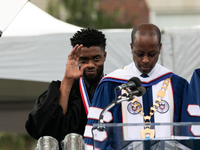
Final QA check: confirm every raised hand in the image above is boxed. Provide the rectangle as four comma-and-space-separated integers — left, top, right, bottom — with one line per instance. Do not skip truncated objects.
59, 44, 87, 114
64, 44, 87, 81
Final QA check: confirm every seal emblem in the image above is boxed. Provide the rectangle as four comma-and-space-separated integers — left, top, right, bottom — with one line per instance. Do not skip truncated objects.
127, 102, 141, 115
157, 100, 169, 113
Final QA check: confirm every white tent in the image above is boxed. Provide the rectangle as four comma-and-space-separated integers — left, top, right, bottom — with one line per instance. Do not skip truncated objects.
0, 0, 28, 34
0, 2, 132, 83
161, 25, 200, 81
2, 2, 81, 36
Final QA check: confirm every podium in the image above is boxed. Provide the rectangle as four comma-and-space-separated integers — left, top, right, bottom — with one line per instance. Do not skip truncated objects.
92, 122, 200, 150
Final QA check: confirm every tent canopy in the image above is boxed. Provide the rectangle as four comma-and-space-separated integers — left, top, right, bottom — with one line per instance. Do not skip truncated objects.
2, 2, 81, 36
0, 2, 133, 83
0, 0, 27, 33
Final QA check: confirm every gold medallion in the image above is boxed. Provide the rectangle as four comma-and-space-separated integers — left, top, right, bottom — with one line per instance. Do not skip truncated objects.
140, 126, 155, 139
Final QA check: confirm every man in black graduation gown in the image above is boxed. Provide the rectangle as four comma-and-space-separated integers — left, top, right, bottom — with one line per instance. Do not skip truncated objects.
25, 27, 107, 144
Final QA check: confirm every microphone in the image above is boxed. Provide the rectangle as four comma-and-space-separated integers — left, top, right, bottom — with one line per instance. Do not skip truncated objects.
116, 77, 141, 91
122, 86, 146, 97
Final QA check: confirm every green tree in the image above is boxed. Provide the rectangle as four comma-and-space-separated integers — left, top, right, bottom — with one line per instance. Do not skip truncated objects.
62, 0, 97, 27
47, 0, 62, 19
0, 132, 37, 150
47, 0, 134, 29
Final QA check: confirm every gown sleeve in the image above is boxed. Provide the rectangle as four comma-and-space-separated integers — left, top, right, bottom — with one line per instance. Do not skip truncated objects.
171, 75, 200, 122
171, 75, 200, 137
190, 68, 200, 105
25, 80, 87, 143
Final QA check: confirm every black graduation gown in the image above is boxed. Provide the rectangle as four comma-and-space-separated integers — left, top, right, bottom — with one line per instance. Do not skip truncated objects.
25, 79, 87, 143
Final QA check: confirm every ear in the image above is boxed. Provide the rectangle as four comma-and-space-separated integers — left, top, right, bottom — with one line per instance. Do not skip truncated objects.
103, 51, 107, 62
130, 43, 133, 54
159, 43, 162, 54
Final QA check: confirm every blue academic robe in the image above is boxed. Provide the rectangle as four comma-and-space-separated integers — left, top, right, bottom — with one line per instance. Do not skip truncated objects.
84, 63, 200, 150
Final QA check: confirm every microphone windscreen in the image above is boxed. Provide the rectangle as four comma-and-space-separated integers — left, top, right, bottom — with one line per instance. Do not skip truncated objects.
137, 86, 146, 96
128, 77, 141, 86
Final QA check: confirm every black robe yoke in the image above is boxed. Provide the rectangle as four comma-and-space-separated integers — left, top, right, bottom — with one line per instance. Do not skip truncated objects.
25, 79, 87, 143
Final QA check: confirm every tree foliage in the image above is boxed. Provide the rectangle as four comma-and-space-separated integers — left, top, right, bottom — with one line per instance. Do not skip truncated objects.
47, 0, 134, 29
47, 0, 62, 19
0, 132, 37, 150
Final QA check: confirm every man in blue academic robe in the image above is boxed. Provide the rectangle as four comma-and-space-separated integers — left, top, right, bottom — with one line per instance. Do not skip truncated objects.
84, 23, 200, 150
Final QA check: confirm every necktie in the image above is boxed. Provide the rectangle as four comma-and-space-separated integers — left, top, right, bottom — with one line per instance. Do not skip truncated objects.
141, 74, 149, 78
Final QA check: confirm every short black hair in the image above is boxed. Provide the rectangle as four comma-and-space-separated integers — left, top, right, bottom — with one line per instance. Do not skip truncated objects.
131, 23, 161, 45
70, 27, 106, 51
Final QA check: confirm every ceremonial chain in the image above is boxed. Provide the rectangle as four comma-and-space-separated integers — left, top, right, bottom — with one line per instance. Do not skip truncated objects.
130, 77, 171, 138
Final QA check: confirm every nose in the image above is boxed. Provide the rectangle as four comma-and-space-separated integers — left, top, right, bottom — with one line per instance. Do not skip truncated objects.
87, 60, 95, 68
142, 55, 149, 64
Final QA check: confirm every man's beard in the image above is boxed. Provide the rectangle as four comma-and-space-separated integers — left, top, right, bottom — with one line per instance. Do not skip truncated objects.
83, 66, 104, 83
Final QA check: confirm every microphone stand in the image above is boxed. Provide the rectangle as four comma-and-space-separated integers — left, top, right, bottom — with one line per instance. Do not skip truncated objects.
97, 89, 134, 131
